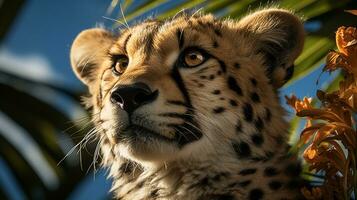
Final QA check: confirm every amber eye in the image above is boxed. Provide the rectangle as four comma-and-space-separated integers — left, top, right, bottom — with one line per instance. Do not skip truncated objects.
111, 55, 129, 75
184, 50, 206, 67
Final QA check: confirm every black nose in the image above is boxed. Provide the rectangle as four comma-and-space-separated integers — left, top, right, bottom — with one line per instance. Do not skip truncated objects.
110, 82, 158, 114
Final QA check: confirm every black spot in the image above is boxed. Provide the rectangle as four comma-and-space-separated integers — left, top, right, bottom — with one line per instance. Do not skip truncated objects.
268, 180, 282, 190
199, 177, 209, 186
284, 163, 302, 176
136, 181, 144, 188
228, 76, 243, 96
286, 179, 302, 189
200, 75, 207, 79
250, 92, 260, 103
251, 134, 264, 147
229, 99, 238, 107
220, 97, 225, 100
239, 180, 251, 187
212, 90, 221, 95
254, 117, 264, 131
236, 120, 242, 133
198, 83, 204, 87
243, 103, 253, 122
150, 189, 159, 198
217, 70, 222, 75
249, 188, 264, 200
209, 74, 215, 80
233, 141, 251, 158
234, 63, 241, 69
213, 107, 225, 114
264, 167, 279, 177
250, 78, 257, 86
212, 172, 229, 181
214, 28, 222, 37
239, 168, 257, 175
213, 41, 219, 48
265, 108, 272, 122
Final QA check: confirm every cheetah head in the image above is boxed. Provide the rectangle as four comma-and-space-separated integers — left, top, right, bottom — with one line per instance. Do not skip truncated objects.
70, 9, 304, 167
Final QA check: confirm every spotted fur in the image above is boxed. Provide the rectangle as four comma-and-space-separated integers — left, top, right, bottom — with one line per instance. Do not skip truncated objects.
70, 8, 305, 200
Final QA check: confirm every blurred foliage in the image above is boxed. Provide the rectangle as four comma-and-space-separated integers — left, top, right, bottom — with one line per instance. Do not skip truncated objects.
1, 0, 357, 199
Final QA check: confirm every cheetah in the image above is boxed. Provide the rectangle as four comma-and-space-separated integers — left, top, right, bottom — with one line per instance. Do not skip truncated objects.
70, 8, 305, 200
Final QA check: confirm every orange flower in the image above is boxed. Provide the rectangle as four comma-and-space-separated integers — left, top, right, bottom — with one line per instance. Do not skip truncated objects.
336, 26, 357, 57
287, 18, 357, 199
285, 95, 313, 113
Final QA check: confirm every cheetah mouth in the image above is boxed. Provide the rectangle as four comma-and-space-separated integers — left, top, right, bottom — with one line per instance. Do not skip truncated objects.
119, 125, 175, 143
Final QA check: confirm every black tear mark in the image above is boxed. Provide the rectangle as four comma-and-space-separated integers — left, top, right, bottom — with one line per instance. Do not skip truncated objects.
171, 62, 203, 146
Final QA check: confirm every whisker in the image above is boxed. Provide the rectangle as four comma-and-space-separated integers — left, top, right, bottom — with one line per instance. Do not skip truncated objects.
119, 3, 130, 29
102, 16, 128, 28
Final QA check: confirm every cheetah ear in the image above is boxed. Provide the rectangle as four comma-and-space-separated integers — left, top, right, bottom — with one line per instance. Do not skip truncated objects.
70, 28, 114, 85
238, 9, 305, 87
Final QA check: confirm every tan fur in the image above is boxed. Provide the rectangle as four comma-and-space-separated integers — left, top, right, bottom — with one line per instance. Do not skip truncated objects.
71, 8, 305, 200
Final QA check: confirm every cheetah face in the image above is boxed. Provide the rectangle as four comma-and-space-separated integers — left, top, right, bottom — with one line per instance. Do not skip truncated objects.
70, 9, 304, 166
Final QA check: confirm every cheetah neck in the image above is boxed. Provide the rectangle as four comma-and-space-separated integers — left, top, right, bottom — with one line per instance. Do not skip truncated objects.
108, 140, 301, 200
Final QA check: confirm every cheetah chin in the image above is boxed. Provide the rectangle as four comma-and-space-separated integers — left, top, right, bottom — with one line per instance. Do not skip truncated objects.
70, 8, 305, 200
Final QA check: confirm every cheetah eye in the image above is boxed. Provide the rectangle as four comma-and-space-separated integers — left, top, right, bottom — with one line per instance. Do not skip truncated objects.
183, 49, 207, 67
111, 55, 129, 75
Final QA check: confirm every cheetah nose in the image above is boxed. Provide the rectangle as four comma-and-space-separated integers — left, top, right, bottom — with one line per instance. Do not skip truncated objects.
110, 82, 158, 114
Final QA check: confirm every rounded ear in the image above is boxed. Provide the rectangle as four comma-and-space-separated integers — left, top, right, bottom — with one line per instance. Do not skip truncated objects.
238, 8, 305, 87
70, 28, 114, 85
